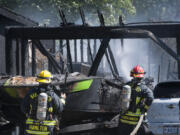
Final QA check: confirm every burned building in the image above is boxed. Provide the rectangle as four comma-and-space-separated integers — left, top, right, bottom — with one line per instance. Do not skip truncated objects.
0, 7, 38, 75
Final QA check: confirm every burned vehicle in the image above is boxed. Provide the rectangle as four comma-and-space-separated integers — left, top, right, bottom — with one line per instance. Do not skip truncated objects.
0, 9, 180, 135
0, 73, 123, 132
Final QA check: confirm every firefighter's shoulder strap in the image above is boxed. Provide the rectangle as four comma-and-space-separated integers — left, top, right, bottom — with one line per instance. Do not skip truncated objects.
119, 83, 143, 116
46, 90, 60, 131
130, 83, 148, 135
46, 90, 54, 115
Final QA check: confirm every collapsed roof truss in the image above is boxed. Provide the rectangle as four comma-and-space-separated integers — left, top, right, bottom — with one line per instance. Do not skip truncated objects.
4, 8, 180, 79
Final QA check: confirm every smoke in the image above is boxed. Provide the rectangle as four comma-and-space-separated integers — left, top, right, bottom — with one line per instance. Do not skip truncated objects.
107, 39, 149, 82
120, 1, 180, 84
13, 5, 60, 26
10, 1, 179, 84
104, 37, 177, 85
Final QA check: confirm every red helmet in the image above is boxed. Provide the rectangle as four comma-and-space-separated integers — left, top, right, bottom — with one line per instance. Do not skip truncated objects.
130, 65, 145, 78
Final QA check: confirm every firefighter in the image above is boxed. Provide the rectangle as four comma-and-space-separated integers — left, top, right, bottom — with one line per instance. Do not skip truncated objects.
21, 70, 65, 135
117, 65, 154, 135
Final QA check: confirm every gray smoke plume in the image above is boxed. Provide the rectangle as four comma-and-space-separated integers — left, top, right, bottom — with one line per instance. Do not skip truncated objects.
11, 1, 179, 85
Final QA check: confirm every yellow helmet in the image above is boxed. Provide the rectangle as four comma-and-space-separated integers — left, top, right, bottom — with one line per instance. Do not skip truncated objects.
36, 70, 52, 83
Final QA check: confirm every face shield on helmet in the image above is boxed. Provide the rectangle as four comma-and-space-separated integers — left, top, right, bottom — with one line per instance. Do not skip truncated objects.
36, 70, 52, 84
130, 65, 145, 79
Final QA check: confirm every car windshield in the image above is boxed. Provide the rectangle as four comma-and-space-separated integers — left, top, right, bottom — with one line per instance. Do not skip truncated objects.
154, 81, 180, 98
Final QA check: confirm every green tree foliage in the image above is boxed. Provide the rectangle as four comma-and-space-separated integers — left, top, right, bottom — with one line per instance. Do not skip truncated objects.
0, 0, 136, 25
132, 0, 180, 22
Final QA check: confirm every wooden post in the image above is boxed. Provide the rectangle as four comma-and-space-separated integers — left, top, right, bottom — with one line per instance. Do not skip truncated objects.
32, 41, 36, 76
148, 43, 151, 77
59, 40, 64, 73
52, 40, 56, 73
87, 39, 90, 63
176, 36, 180, 79
21, 39, 28, 76
80, 39, 84, 62
66, 40, 73, 72
158, 65, 161, 83
74, 40, 77, 63
16, 38, 20, 75
87, 39, 93, 64
5, 35, 14, 75
167, 60, 171, 80
93, 39, 97, 59
48, 48, 53, 72
60, 40, 63, 54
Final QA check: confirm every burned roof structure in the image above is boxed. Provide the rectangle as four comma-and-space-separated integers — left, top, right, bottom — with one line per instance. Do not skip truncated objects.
0, 7, 38, 26
2, 8, 180, 80
5, 25, 180, 77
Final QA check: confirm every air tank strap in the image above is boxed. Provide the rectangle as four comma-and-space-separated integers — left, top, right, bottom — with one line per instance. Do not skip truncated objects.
46, 91, 54, 120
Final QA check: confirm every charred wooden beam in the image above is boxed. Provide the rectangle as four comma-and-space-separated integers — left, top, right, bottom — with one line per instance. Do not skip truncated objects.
79, 7, 88, 26
107, 46, 119, 76
16, 38, 20, 75
58, 8, 67, 26
21, 39, 28, 76
97, 10, 119, 76
97, 10, 104, 27
66, 40, 73, 73
167, 60, 171, 80
6, 24, 180, 39
5, 35, 13, 75
59, 8, 73, 72
148, 31, 179, 61
88, 38, 110, 76
48, 40, 56, 73
79, 8, 92, 64
48, 49, 53, 72
176, 35, 180, 79
93, 39, 97, 58
59, 40, 64, 73
97, 10, 113, 75
119, 16, 124, 50
32, 41, 36, 76
158, 65, 161, 83
6, 27, 180, 75
88, 29, 180, 76
105, 50, 114, 75
74, 40, 77, 62
80, 39, 84, 62
87, 39, 93, 64
33, 40, 61, 74
119, 16, 124, 26
60, 40, 63, 54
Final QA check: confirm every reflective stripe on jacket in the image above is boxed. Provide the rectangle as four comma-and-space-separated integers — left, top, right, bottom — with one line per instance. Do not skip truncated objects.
21, 86, 64, 135
26, 118, 57, 125
26, 130, 50, 135
25, 118, 56, 135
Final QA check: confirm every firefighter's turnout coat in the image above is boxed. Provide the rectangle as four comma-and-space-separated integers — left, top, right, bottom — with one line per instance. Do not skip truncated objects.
21, 85, 64, 135
118, 81, 154, 135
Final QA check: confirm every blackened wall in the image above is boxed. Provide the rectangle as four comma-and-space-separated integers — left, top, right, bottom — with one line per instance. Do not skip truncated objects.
0, 28, 5, 74
0, 17, 22, 74
0, 10, 37, 75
